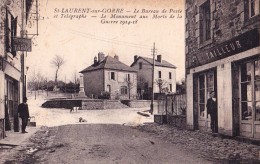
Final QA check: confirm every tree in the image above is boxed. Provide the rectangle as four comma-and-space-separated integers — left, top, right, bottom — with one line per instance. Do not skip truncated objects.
51, 55, 65, 84
125, 74, 136, 99
155, 79, 168, 93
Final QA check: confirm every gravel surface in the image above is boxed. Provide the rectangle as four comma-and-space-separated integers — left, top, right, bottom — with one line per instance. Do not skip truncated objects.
134, 123, 260, 163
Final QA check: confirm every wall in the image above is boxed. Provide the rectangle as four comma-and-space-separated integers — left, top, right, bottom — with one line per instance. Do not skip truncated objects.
82, 69, 104, 98
131, 58, 176, 94
82, 99, 128, 110
154, 66, 176, 93
104, 70, 137, 99
185, 0, 260, 136
131, 58, 153, 88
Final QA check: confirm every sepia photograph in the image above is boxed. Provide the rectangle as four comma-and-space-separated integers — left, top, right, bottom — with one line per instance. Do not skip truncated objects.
0, 0, 260, 163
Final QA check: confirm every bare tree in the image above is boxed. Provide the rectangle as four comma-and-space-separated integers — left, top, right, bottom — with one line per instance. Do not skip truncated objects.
51, 55, 65, 84
155, 79, 168, 93
138, 77, 148, 99
125, 74, 136, 99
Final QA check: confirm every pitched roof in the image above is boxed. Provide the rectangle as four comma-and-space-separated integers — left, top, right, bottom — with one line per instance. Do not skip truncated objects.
130, 56, 177, 68
80, 55, 137, 73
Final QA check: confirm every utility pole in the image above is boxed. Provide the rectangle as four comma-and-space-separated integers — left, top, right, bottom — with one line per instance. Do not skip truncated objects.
150, 42, 156, 114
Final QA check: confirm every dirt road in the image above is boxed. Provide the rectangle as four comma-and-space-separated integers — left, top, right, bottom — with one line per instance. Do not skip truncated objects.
13, 124, 211, 164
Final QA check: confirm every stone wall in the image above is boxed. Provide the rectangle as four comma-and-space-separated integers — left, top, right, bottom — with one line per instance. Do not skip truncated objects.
185, 0, 260, 69
82, 99, 128, 110
41, 99, 82, 109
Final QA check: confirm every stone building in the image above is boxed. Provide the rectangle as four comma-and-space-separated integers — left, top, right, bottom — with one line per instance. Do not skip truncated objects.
185, 0, 260, 139
80, 53, 137, 100
0, 0, 35, 139
130, 55, 176, 99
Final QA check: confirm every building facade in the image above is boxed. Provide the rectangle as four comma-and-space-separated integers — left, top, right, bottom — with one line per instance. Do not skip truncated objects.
0, 0, 35, 139
80, 53, 138, 100
185, 0, 260, 139
131, 55, 177, 99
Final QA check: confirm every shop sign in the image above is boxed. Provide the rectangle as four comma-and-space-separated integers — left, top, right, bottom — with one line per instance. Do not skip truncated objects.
189, 29, 259, 68
12, 37, 32, 52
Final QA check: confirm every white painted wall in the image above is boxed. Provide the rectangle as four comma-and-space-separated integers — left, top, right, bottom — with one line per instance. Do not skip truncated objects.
217, 62, 233, 135
186, 73, 194, 129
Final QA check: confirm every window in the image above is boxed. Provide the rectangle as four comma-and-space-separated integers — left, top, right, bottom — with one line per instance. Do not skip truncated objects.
110, 72, 115, 80
169, 72, 172, 79
240, 59, 260, 121
199, 0, 211, 43
169, 84, 172, 92
126, 73, 130, 81
6, 9, 17, 57
249, 0, 260, 18
120, 86, 127, 95
158, 71, 161, 78
139, 62, 142, 69
107, 85, 111, 92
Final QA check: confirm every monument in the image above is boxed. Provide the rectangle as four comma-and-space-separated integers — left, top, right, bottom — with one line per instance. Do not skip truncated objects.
78, 75, 85, 97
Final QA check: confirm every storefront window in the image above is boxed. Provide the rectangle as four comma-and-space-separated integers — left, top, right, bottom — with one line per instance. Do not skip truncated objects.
255, 102, 260, 121
255, 60, 260, 80
199, 75, 205, 117
242, 102, 253, 120
254, 60, 260, 121
240, 59, 260, 121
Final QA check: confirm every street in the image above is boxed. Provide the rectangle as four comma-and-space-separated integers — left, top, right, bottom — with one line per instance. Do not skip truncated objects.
0, 94, 260, 163
3, 124, 210, 164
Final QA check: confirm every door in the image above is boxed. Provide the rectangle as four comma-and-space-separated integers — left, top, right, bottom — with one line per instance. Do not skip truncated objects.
198, 70, 217, 131
240, 59, 260, 139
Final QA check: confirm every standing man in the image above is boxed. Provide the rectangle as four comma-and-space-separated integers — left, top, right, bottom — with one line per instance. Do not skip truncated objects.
207, 91, 218, 133
18, 97, 30, 133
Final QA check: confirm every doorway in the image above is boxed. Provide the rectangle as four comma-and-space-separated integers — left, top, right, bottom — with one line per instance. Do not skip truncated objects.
239, 58, 260, 139
196, 69, 217, 131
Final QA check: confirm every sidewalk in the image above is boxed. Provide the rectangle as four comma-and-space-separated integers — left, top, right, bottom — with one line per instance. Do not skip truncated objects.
0, 126, 39, 146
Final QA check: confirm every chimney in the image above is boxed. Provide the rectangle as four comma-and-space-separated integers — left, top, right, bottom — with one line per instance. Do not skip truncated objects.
114, 54, 119, 60
94, 56, 97, 65
134, 55, 138, 62
98, 52, 105, 62
157, 55, 162, 63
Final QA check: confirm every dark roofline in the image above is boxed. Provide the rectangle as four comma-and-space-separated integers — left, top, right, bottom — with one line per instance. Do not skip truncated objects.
130, 56, 177, 68
80, 67, 137, 73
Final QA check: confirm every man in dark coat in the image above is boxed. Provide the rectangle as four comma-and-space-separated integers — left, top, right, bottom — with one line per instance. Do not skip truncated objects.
207, 91, 218, 133
18, 97, 30, 133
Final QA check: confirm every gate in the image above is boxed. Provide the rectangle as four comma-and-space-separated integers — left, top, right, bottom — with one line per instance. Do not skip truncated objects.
155, 93, 186, 128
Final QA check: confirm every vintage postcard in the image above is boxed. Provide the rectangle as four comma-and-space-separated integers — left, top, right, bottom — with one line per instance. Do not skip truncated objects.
0, 0, 260, 163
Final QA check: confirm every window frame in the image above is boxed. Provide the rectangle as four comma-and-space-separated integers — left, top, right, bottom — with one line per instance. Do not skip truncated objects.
158, 71, 161, 79
199, 0, 211, 44
249, 0, 260, 18
110, 72, 115, 80
120, 86, 128, 95
5, 9, 17, 57
139, 62, 142, 69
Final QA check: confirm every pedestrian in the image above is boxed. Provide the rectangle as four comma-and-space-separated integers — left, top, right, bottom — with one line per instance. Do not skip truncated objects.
207, 91, 218, 133
18, 97, 30, 133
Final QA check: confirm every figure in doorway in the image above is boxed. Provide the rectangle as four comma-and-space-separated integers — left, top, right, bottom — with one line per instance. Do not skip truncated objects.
207, 91, 218, 133
18, 97, 30, 133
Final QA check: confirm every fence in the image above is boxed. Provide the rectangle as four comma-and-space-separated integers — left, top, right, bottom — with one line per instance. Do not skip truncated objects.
155, 93, 186, 128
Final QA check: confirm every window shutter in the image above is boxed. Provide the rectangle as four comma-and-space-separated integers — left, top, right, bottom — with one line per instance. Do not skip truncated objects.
11, 17, 17, 57
108, 71, 110, 80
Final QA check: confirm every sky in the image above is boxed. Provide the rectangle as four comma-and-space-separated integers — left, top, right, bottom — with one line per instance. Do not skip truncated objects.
26, 0, 185, 82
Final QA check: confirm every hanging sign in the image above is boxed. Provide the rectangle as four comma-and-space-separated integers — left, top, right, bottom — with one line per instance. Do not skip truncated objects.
12, 37, 32, 52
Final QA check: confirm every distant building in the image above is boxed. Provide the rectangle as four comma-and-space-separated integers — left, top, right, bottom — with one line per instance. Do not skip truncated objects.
80, 53, 137, 100
130, 55, 176, 99
185, 0, 260, 139
0, 0, 36, 138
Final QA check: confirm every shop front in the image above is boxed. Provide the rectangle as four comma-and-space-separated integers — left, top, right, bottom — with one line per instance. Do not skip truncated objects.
186, 28, 260, 139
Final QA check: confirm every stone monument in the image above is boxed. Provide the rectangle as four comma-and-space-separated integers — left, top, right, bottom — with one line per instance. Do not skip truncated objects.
78, 75, 85, 97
